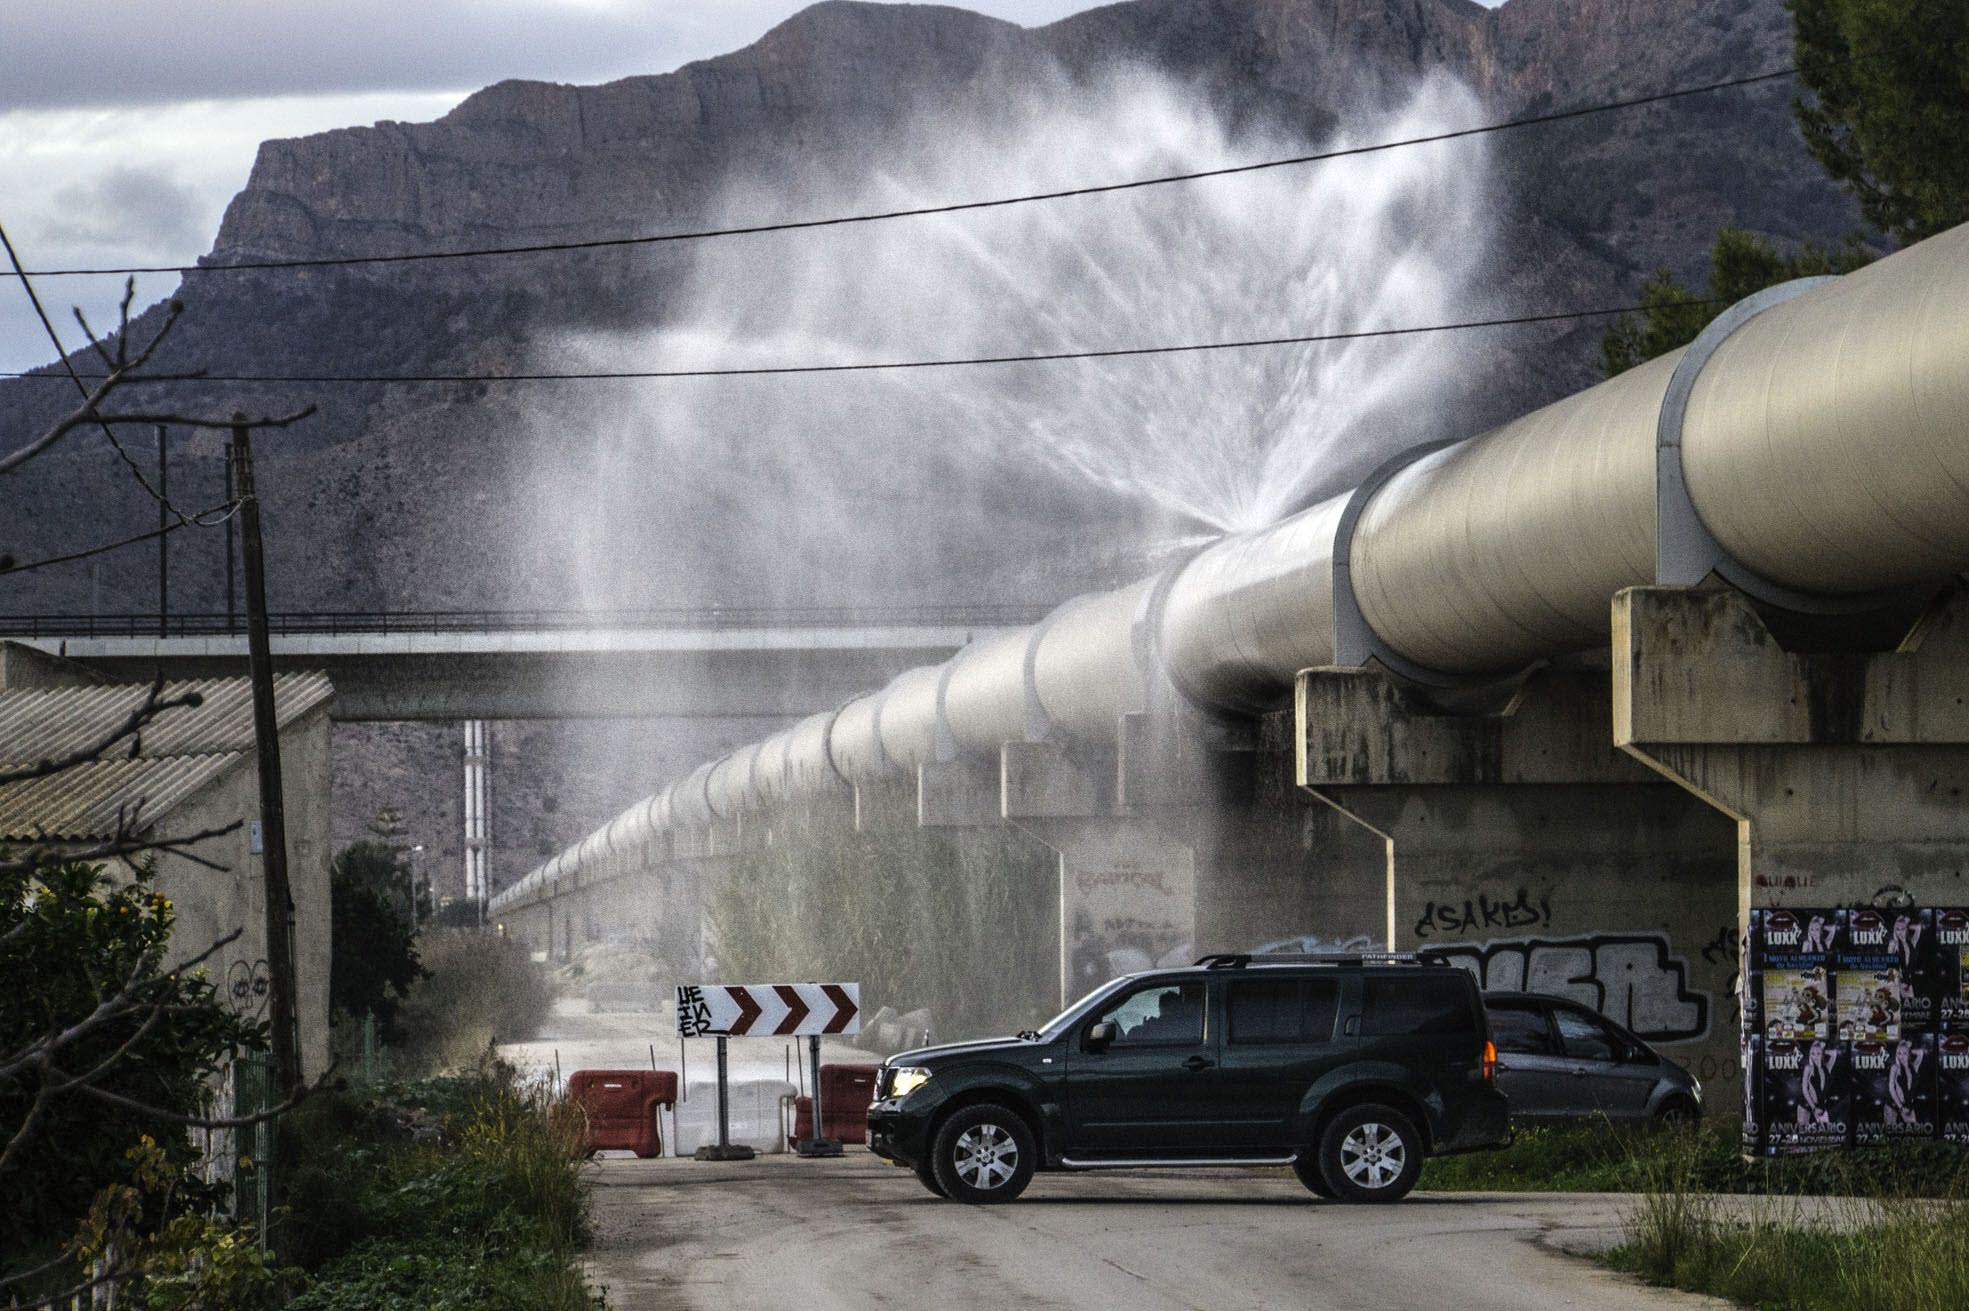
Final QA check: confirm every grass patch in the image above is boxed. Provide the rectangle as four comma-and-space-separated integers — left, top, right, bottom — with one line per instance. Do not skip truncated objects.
1610, 1140, 1969, 1311
279, 1061, 597, 1311
1421, 1118, 1969, 1198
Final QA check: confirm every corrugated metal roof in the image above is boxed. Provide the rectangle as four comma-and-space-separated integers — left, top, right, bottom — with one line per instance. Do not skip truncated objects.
0, 672, 332, 763
0, 673, 333, 842
0, 755, 240, 842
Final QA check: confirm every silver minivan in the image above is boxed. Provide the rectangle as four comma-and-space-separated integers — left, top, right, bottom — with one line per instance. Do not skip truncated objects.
1483, 992, 1703, 1123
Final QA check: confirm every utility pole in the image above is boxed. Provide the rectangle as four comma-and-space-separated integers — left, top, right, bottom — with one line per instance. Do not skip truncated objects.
156, 425, 169, 636
223, 438, 238, 629
232, 417, 301, 1098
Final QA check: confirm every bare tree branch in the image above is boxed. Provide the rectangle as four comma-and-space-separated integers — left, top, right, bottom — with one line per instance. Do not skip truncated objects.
63, 1062, 336, 1131
0, 677, 201, 787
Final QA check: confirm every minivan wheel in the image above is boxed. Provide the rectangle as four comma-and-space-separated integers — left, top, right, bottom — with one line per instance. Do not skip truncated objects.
1655, 1097, 1700, 1126
929, 1105, 1036, 1204
1291, 1154, 1336, 1199
1317, 1105, 1423, 1204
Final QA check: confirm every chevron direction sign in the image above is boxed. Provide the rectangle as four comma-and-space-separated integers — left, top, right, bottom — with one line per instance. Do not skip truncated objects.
675, 983, 861, 1038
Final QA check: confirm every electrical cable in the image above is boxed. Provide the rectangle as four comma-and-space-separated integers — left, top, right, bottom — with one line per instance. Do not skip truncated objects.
0, 299, 1726, 385
8, 62, 1814, 279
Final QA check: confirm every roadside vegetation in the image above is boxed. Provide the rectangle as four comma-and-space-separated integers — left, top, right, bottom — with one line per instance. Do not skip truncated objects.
280, 1063, 596, 1311
710, 822, 1057, 1042
1421, 1118, 1969, 1198
1612, 1127, 1969, 1311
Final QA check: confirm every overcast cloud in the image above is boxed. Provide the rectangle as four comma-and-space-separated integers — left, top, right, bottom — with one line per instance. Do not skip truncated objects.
0, 0, 1504, 371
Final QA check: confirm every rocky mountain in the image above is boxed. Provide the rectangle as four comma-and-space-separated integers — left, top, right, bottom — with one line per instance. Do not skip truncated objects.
0, 0, 1860, 896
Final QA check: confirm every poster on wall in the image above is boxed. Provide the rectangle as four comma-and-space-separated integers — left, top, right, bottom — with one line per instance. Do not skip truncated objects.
1940, 1033, 1969, 1145
1935, 909, 1969, 1030
1756, 1037, 1850, 1155
1750, 908, 1835, 1040
1742, 904, 1969, 1153
1850, 1034, 1936, 1147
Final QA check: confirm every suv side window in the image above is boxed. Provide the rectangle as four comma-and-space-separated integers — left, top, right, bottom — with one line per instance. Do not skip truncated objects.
1487, 1000, 1557, 1055
1094, 981, 1205, 1047
1227, 978, 1340, 1044
1361, 974, 1475, 1037
1553, 1006, 1623, 1063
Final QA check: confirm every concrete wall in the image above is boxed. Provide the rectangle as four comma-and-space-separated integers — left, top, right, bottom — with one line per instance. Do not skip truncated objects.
142, 704, 335, 1080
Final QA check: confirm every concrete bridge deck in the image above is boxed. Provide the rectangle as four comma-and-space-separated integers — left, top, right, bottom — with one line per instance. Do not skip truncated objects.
0, 607, 1046, 720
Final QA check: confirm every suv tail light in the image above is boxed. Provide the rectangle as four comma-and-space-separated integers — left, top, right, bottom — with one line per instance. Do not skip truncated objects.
1481, 1040, 1497, 1083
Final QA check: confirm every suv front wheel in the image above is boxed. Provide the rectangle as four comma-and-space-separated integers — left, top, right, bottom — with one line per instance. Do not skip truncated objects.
1316, 1105, 1423, 1203
929, 1104, 1036, 1204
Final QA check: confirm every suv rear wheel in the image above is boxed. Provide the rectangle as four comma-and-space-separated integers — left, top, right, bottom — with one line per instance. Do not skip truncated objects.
1317, 1104, 1423, 1203
929, 1104, 1036, 1204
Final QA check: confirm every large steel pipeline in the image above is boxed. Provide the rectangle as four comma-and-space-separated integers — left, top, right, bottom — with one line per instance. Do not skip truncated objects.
494, 222, 1969, 915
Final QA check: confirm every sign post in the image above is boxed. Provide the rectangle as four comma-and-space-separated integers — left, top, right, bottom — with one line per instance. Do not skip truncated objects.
676, 982, 861, 1162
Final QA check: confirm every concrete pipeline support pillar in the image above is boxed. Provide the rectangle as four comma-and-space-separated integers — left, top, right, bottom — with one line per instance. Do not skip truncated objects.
1615, 583, 1969, 966
1004, 740, 1196, 1008
1299, 668, 1740, 1091
1188, 719, 1389, 958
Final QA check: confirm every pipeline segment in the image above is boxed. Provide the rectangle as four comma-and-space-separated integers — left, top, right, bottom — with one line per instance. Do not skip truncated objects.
494, 222, 1969, 915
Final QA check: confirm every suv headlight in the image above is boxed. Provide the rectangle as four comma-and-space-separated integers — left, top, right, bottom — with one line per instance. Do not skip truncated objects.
890, 1066, 932, 1098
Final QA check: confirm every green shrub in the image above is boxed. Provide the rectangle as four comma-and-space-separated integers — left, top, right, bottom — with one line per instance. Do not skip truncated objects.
288, 1236, 596, 1311
391, 933, 554, 1076
0, 861, 265, 1267
276, 1064, 593, 1310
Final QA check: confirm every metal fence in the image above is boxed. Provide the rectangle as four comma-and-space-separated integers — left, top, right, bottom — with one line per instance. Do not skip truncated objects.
0, 604, 1054, 639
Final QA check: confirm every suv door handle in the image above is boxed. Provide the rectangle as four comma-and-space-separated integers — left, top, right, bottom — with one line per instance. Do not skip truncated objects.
1182, 1055, 1214, 1072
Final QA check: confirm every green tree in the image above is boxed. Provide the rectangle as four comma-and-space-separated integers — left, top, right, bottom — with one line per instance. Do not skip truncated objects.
1600, 227, 1874, 376
1788, 0, 1969, 245
1, 860, 267, 1265
329, 842, 425, 1040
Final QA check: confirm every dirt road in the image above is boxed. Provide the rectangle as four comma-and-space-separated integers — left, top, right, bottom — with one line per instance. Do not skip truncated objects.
583, 1152, 1730, 1310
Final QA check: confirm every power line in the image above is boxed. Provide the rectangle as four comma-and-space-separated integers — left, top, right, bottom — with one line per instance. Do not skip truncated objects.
0, 299, 1724, 385
0, 510, 231, 576
13, 63, 1810, 279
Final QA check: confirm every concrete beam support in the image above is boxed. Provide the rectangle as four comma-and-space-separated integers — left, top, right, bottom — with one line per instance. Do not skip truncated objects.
1008, 815, 1197, 1009
1190, 732, 1389, 958
1615, 584, 1969, 927
918, 758, 999, 828
1300, 668, 1740, 1088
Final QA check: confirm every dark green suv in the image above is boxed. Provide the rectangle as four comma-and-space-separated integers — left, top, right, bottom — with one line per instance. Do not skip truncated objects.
866, 954, 1507, 1204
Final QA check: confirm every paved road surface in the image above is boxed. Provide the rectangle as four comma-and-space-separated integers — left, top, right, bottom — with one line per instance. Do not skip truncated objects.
584, 1152, 1729, 1310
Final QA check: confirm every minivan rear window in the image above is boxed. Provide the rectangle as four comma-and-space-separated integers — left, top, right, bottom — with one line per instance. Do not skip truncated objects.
1361, 974, 1475, 1037
1227, 979, 1340, 1044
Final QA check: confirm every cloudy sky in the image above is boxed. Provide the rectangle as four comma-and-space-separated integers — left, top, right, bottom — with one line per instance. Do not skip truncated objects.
0, 0, 1503, 371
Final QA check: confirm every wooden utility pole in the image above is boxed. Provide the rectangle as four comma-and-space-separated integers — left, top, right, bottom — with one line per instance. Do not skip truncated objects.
156, 425, 169, 636
232, 417, 301, 1097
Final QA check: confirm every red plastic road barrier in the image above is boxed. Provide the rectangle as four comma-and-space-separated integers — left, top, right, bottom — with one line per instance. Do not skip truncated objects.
792, 1063, 881, 1145
568, 1069, 679, 1159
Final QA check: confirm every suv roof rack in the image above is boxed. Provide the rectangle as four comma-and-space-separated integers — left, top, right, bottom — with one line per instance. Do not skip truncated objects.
1194, 951, 1452, 969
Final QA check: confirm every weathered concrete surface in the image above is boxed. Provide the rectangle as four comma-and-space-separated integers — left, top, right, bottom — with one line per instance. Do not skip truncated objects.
1615, 586, 1969, 923
1300, 670, 1739, 1093
582, 1152, 1730, 1311
1009, 816, 1197, 1007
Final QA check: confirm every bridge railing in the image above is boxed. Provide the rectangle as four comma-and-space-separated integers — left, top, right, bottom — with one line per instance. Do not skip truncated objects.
0, 605, 1055, 639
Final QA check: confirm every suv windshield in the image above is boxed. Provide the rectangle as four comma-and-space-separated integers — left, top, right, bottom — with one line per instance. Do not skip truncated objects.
1033, 976, 1138, 1041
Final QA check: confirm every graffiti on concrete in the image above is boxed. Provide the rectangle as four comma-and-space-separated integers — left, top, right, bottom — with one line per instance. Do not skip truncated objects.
1253, 932, 1379, 955
1413, 886, 1552, 939
1701, 923, 1740, 967
1069, 908, 1190, 991
226, 959, 271, 1019
1073, 868, 1177, 897
1431, 933, 1709, 1042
